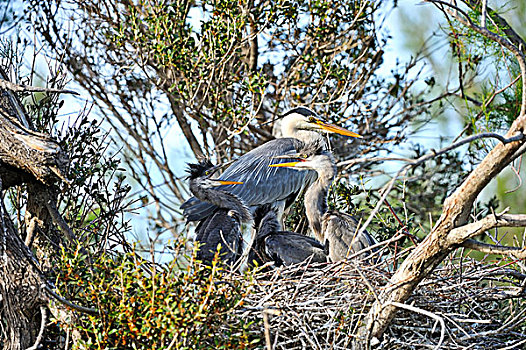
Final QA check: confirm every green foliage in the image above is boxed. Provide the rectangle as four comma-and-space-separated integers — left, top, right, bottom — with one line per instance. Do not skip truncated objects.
56, 245, 260, 349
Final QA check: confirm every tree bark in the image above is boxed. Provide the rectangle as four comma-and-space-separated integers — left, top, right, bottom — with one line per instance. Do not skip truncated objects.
0, 67, 69, 349
0, 194, 48, 350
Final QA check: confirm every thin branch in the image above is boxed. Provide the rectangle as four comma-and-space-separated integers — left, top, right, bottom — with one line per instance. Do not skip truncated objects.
263, 310, 272, 350
462, 238, 526, 259
44, 284, 99, 315
25, 306, 46, 350
354, 131, 524, 241
427, 0, 526, 116
340, 132, 524, 168
386, 301, 446, 350
480, 0, 487, 28
0, 78, 79, 95
448, 213, 526, 244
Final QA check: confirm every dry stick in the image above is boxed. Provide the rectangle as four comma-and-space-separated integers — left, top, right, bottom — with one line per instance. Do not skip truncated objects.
25, 306, 46, 350
498, 339, 526, 350
461, 239, 526, 259
386, 302, 445, 350
481, 0, 487, 28
0, 78, 79, 95
384, 199, 419, 246
263, 310, 272, 350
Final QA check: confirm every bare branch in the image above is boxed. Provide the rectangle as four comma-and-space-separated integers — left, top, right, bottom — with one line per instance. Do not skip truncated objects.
386, 301, 446, 350
0, 77, 79, 95
448, 213, 526, 244
480, 0, 487, 28
427, 0, 526, 116
44, 285, 99, 315
340, 132, 525, 169
462, 238, 526, 259
25, 307, 46, 350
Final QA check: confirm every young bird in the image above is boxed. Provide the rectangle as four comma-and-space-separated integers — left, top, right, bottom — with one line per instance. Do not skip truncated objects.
186, 160, 251, 267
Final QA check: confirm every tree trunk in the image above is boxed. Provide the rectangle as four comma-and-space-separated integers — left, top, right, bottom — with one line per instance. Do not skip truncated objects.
0, 66, 69, 349
0, 193, 47, 350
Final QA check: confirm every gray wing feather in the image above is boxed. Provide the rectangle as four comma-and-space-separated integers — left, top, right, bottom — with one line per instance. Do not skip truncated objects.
265, 233, 327, 266
182, 138, 317, 221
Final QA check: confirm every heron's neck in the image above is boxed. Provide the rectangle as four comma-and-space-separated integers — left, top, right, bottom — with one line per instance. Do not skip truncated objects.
304, 165, 336, 242
256, 210, 280, 239
190, 182, 252, 222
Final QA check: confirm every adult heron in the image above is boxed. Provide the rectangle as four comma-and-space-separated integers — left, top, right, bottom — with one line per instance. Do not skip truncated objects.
248, 205, 327, 267
270, 141, 377, 262
181, 107, 362, 225
186, 160, 251, 266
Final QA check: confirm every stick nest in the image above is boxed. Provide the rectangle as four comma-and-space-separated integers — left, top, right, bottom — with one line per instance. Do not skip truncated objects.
226, 250, 526, 349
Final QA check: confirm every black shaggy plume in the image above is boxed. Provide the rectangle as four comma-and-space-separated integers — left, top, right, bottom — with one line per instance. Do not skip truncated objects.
186, 159, 215, 179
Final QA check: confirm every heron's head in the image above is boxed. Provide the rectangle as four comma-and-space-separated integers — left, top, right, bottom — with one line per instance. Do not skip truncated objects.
269, 138, 333, 172
186, 160, 243, 187
280, 107, 363, 139
186, 159, 217, 179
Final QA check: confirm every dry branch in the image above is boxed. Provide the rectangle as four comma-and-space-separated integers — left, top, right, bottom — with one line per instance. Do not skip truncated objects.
353, 1, 526, 346
462, 239, 526, 259
0, 77, 79, 95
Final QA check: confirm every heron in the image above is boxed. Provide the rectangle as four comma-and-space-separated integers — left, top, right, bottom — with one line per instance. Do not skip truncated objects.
186, 160, 252, 267
270, 141, 377, 262
247, 205, 327, 268
181, 107, 362, 225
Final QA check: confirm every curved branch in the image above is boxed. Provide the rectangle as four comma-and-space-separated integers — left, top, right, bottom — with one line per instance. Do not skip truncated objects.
449, 213, 526, 244
462, 238, 526, 259
44, 285, 99, 315
25, 307, 46, 350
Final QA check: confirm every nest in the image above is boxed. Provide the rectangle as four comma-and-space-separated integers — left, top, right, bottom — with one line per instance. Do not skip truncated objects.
228, 247, 526, 349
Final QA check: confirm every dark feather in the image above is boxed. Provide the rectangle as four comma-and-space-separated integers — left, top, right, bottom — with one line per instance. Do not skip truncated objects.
248, 206, 327, 268
182, 138, 317, 221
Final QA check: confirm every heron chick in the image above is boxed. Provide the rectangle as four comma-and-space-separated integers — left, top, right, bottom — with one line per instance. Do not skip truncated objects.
186, 160, 252, 267
248, 204, 327, 268
270, 141, 377, 262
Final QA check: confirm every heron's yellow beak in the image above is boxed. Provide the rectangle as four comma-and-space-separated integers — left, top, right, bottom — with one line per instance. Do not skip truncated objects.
269, 161, 301, 168
315, 120, 363, 138
217, 180, 244, 185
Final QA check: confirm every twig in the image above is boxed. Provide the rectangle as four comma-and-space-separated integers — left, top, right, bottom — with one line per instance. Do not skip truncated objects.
25, 306, 46, 350
386, 301, 445, 350
384, 199, 420, 245
0, 77, 79, 95
263, 309, 272, 350
44, 284, 99, 315
481, 0, 487, 28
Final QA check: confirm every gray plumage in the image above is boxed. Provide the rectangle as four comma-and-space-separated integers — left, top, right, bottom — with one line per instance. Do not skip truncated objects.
186, 160, 251, 266
248, 205, 327, 267
272, 142, 377, 262
181, 107, 361, 224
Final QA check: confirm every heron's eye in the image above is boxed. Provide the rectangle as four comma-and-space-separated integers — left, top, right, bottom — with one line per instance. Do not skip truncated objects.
205, 171, 210, 175
308, 116, 316, 122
